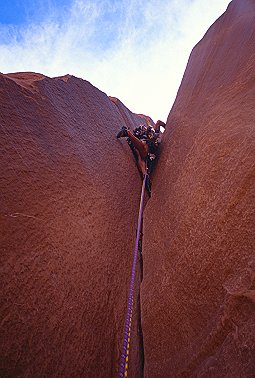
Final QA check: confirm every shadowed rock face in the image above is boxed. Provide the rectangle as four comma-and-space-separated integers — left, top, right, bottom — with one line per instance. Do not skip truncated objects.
142, 0, 255, 376
0, 73, 147, 377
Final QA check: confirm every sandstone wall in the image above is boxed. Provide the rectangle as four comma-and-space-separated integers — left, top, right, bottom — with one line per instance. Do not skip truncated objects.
0, 72, 146, 377
1, 0, 255, 376
141, 0, 255, 376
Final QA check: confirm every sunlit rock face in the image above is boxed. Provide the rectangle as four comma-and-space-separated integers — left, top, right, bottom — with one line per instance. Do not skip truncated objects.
1, 0, 255, 376
0, 72, 147, 377
141, 0, 255, 376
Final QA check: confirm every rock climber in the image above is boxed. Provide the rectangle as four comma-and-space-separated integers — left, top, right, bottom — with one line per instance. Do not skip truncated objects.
116, 120, 166, 195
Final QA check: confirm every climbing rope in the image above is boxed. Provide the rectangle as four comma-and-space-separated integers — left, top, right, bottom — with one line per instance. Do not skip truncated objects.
119, 171, 147, 378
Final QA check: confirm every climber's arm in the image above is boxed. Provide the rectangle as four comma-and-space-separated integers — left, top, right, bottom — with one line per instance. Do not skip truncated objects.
155, 120, 166, 132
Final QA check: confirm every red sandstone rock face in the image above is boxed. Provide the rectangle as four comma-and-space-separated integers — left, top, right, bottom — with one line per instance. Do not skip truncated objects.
0, 73, 146, 377
142, 0, 255, 376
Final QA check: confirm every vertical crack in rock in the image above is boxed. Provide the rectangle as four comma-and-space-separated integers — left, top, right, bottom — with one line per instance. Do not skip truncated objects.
137, 219, 145, 377
123, 203, 146, 378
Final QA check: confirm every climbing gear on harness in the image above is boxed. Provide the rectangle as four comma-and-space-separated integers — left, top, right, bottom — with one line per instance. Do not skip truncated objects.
146, 125, 155, 140
133, 125, 147, 139
119, 171, 147, 378
117, 126, 129, 138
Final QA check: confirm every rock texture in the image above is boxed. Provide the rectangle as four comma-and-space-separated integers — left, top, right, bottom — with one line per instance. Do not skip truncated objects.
142, 0, 255, 376
1, 0, 255, 376
0, 72, 147, 377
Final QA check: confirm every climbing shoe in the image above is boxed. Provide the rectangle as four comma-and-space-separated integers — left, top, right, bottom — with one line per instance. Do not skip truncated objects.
116, 126, 128, 138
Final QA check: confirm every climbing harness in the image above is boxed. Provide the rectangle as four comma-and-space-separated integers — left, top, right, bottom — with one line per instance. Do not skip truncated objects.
119, 171, 147, 378
127, 125, 159, 177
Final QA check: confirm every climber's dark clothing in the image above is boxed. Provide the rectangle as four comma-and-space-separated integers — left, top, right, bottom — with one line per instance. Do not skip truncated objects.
116, 123, 161, 196
130, 125, 160, 174
127, 137, 139, 162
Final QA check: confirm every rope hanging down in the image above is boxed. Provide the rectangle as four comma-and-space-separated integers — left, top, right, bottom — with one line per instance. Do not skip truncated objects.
119, 172, 147, 378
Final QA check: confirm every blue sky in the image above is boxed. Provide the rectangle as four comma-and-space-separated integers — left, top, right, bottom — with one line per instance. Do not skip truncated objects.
0, 0, 230, 121
0, 0, 70, 24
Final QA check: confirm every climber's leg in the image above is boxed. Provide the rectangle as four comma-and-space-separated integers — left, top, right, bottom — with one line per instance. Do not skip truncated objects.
116, 126, 148, 174
126, 131, 149, 160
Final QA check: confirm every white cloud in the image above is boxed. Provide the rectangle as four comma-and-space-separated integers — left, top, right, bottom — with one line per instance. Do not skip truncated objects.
0, 0, 230, 121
